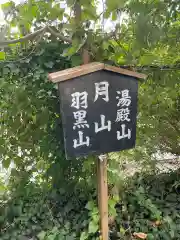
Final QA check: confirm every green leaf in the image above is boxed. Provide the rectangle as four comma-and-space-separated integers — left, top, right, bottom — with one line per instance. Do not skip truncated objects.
88, 221, 98, 234
0, 51, 5, 60
80, 232, 88, 240
37, 231, 46, 239
71, 55, 82, 67
106, 0, 125, 11
85, 201, 95, 210
102, 41, 109, 50
12, 205, 22, 217
62, 45, 79, 57
2, 157, 11, 169
120, 227, 125, 234
51, 226, 58, 234
44, 61, 54, 68
47, 235, 57, 240
104, 10, 111, 19
112, 11, 117, 21
1, 1, 15, 11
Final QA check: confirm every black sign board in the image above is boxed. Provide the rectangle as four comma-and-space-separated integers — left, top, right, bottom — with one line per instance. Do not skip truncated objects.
49, 63, 146, 159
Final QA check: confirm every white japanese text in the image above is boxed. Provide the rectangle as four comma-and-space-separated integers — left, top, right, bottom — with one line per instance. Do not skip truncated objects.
94, 114, 111, 133
117, 124, 131, 140
71, 91, 88, 109
73, 131, 90, 148
94, 82, 109, 102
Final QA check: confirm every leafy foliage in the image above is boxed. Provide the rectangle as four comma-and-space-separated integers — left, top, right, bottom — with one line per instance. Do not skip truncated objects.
0, 0, 179, 239
117, 171, 180, 240
0, 40, 93, 190
0, 183, 96, 240
0, 40, 100, 239
1, 169, 180, 239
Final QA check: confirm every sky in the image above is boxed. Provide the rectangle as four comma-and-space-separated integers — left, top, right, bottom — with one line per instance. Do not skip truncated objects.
0, 0, 24, 24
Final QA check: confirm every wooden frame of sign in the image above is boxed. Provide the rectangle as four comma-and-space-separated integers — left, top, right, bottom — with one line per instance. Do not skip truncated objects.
49, 62, 147, 240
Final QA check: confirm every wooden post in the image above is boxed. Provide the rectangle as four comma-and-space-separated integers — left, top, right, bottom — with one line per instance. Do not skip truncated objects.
74, 1, 90, 65
97, 155, 109, 240
74, 3, 108, 239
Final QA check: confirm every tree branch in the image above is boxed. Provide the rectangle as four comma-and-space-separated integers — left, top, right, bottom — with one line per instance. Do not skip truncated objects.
0, 26, 47, 47
47, 26, 72, 43
0, 26, 72, 48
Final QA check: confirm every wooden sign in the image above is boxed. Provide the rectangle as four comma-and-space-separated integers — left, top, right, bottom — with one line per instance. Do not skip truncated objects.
49, 62, 146, 159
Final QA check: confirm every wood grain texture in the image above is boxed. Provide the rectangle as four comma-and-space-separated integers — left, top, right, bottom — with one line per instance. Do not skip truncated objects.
104, 64, 147, 80
97, 157, 109, 240
48, 62, 104, 83
48, 62, 147, 83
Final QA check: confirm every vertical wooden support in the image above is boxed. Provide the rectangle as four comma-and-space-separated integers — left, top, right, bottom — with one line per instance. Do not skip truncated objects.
97, 155, 109, 240
74, 1, 90, 65
74, 3, 108, 239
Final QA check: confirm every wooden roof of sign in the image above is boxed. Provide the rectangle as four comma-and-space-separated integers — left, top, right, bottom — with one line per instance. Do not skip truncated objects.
48, 62, 147, 83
